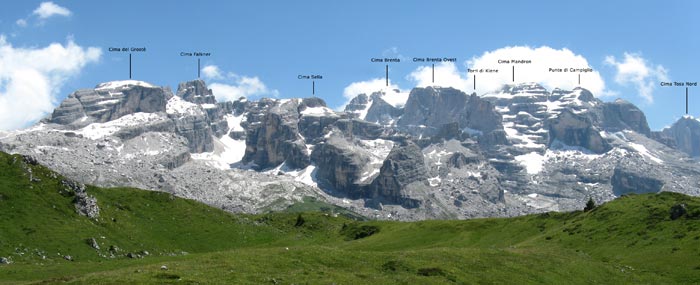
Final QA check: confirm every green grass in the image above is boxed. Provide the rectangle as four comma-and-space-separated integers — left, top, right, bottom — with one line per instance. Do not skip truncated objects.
1, 151, 699, 284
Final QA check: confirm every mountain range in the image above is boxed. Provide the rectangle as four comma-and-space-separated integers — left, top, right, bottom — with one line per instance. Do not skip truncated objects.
2, 79, 700, 220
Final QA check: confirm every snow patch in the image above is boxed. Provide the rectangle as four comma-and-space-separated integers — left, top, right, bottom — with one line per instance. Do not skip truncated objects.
95, 80, 155, 90
167, 96, 204, 116
428, 176, 441, 187
301, 106, 336, 117
225, 114, 245, 132
381, 89, 410, 108
295, 165, 318, 187
97, 99, 121, 105
192, 114, 247, 169
514, 152, 545, 174
77, 113, 163, 140
628, 142, 663, 164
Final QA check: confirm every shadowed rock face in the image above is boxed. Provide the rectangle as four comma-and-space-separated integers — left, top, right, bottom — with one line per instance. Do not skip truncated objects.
365, 95, 403, 125
366, 141, 426, 208
661, 116, 700, 157
398, 87, 502, 135
242, 100, 310, 170
311, 138, 369, 197
602, 100, 651, 136
170, 114, 214, 153
344, 93, 369, 114
548, 110, 610, 154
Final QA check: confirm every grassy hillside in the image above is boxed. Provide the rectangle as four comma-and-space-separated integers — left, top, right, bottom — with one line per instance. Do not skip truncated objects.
0, 151, 699, 284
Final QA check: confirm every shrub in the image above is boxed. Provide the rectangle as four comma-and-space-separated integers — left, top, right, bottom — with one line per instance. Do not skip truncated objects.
340, 223, 380, 240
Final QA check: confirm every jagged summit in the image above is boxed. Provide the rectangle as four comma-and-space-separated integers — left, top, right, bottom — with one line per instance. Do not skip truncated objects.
345, 88, 409, 124
176, 79, 217, 105
659, 115, 700, 157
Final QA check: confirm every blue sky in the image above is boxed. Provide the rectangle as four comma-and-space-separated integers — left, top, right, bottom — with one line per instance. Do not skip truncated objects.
0, 0, 697, 130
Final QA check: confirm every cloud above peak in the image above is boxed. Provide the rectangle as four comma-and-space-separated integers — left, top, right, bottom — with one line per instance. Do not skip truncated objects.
33, 2, 72, 19
407, 46, 608, 97
604, 52, 668, 103
342, 78, 402, 100
201, 64, 279, 101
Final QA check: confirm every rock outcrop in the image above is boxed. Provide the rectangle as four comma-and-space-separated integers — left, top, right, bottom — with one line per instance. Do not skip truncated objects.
366, 141, 426, 208
63, 179, 100, 218
611, 166, 664, 196
311, 137, 369, 196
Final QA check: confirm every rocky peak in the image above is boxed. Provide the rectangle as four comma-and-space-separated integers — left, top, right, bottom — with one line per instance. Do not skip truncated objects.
48, 80, 172, 126
176, 79, 217, 105
502, 82, 549, 95
660, 116, 700, 157
242, 99, 310, 169
344, 94, 369, 113
399, 87, 501, 134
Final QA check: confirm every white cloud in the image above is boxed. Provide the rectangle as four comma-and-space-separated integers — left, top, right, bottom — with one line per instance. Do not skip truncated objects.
408, 46, 608, 96
0, 35, 101, 130
408, 62, 470, 91
201, 65, 223, 80
15, 19, 27, 27
604, 52, 668, 103
338, 77, 407, 111
33, 2, 72, 19
202, 64, 279, 101
342, 78, 402, 100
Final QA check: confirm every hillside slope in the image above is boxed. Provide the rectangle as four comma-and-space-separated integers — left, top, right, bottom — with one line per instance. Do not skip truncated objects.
1, 151, 699, 284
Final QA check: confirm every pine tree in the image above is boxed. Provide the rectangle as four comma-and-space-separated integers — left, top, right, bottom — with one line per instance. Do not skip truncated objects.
294, 214, 305, 227
584, 197, 596, 212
